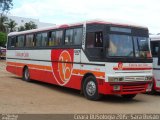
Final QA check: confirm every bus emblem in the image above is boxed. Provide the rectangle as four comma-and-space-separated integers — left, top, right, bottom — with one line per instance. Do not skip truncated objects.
58, 50, 73, 85
118, 62, 123, 70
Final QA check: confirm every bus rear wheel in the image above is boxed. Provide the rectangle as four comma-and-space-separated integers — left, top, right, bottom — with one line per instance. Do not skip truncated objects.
23, 67, 31, 82
121, 94, 137, 100
83, 76, 101, 101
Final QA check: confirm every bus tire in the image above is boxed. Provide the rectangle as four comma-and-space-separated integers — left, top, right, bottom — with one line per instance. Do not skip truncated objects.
83, 76, 101, 101
23, 67, 31, 82
121, 94, 137, 100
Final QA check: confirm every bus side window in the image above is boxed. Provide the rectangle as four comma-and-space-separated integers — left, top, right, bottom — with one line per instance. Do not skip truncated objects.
17, 35, 25, 48
86, 31, 103, 48
73, 28, 82, 45
65, 29, 74, 45
65, 28, 82, 46
10, 36, 17, 48
26, 34, 34, 47
41, 32, 48, 47
49, 30, 63, 46
56, 31, 63, 46
35, 33, 42, 47
95, 32, 103, 47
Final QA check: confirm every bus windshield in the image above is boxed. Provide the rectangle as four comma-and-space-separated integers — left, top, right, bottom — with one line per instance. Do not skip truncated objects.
108, 34, 133, 57
134, 37, 150, 58
108, 35, 150, 58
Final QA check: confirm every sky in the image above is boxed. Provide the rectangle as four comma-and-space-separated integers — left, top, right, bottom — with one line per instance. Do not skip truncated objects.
9, 0, 160, 34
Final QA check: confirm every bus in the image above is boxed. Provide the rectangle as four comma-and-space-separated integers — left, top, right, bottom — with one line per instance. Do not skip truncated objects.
150, 35, 160, 92
0, 47, 6, 59
6, 20, 153, 100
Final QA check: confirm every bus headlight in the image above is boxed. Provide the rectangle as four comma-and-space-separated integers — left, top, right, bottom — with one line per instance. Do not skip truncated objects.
113, 85, 120, 91
145, 76, 153, 81
108, 77, 124, 82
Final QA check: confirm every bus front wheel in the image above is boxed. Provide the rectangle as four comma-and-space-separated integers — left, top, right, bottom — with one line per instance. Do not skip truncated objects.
121, 94, 137, 100
23, 67, 31, 82
83, 76, 101, 101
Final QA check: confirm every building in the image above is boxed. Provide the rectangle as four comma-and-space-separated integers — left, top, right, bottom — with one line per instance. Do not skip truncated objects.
7, 16, 55, 31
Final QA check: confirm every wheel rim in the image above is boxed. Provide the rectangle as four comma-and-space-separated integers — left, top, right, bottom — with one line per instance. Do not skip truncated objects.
24, 68, 29, 80
86, 81, 96, 96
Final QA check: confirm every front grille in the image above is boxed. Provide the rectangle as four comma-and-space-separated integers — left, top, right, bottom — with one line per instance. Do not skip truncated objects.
122, 84, 146, 92
125, 76, 145, 81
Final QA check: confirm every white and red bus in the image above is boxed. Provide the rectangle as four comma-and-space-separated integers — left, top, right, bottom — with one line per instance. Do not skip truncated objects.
0, 47, 6, 59
150, 35, 160, 92
6, 20, 153, 100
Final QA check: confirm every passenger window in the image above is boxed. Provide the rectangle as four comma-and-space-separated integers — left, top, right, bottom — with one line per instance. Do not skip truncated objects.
26, 34, 34, 47
35, 33, 48, 47
49, 30, 62, 46
65, 28, 82, 45
10, 36, 17, 48
35, 33, 42, 47
73, 28, 82, 45
17, 35, 25, 47
65, 29, 74, 45
41, 32, 48, 46
87, 31, 103, 48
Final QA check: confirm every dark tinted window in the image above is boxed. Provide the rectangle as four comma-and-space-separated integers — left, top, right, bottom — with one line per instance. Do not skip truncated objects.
65, 28, 82, 45
17, 35, 25, 47
41, 33, 48, 46
49, 30, 63, 46
65, 29, 74, 45
73, 28, 82, 45
35, 32, 48, 47
151, 41, 159, 57
26, 34, 34, 47
86, 31, 103, 48
9, 36, 17, 48
110, 27, 131, 33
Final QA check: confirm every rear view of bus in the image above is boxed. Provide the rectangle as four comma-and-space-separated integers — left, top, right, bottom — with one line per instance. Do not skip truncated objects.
150, 35, 160, 92
6, 20, 153, 100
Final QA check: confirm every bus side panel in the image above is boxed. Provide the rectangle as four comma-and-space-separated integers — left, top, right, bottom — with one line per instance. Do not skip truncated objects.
152, 57, 160, 90
6, 65, 17, 75
16, 67, 23, 77
29, 69, 45, 82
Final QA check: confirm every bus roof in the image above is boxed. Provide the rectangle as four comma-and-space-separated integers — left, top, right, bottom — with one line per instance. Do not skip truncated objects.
150, 35, 160, 41
8, 19, 148, 36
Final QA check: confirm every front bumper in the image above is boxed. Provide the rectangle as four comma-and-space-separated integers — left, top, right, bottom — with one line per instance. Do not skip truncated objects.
98, 80, 153, 95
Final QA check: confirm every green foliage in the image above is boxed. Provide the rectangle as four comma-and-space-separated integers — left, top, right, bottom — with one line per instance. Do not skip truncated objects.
18, 26, 25, 31
0, 14, 8, 32
0, 32, 7, 46
6, 19, 17, 32
18, 21, 37, 31
0, 0, 13, 13
24, 21, 37, 30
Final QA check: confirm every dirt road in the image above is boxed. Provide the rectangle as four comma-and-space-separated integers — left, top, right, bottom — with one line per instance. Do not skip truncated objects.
0, 60, 160, 114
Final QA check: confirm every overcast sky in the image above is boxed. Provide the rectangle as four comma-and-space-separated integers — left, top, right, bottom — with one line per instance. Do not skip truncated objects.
10, 0, 160, 34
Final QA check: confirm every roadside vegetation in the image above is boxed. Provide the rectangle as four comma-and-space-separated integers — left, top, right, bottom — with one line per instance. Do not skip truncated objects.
0, 0, 37, 47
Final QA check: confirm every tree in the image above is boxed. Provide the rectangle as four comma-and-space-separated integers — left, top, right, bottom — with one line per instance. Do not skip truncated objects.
24, 21, 37, 30
0, 0, 13, 14
0, 14, 8, 32
18, 21, 37, 31
0, 32, 7, 47
6, 19, 17, 32
18, 26, 25, 31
